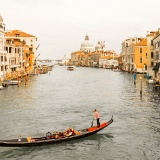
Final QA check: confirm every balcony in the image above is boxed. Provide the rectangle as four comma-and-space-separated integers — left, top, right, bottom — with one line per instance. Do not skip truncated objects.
10, 64, 20, 68
0, 62, 7, 65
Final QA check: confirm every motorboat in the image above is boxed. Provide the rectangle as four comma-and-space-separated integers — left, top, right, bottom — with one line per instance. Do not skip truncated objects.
67, 66, 74, 71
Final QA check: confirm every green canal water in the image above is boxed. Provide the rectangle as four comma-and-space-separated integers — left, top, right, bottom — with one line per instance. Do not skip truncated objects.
0, 65, 160, 160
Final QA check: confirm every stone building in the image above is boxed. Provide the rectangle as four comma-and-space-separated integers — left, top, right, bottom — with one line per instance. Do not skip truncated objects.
122, 37, 146, 72
5, 38, 30, 79
0, 15, 7, 80
5, 30, 37, 71
70, 34, 118, 68
153, 29, 160, 78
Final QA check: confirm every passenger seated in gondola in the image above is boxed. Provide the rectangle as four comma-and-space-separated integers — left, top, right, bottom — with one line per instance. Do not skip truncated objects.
71, 128, 75, 135
64, 128, 72, 137
64, 128, 81, 136
59, 132, 65, 138
51, 132, 58, 139
75, 130, 81, 135
55, 133, 59, 139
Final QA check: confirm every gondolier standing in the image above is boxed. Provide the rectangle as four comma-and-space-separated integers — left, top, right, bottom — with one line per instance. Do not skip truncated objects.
94, 109, 100, 127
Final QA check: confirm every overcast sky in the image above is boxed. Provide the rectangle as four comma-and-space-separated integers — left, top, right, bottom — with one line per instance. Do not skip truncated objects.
1, 0, 160, 59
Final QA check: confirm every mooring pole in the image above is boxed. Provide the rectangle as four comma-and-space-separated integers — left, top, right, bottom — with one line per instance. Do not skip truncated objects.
140, 77, 142, 96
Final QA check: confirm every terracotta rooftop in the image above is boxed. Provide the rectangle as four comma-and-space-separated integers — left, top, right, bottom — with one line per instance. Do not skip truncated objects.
5, 30, 35, 37
134, 38, 147, 46
147, 31, 159, 36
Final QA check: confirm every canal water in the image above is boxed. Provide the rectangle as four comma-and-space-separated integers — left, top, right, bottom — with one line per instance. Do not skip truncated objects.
0, 65, 160, 160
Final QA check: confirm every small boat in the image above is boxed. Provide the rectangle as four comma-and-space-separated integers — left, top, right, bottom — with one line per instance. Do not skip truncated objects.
67, 66, 74, 71
7, 80, 20, 85
0, 85, 4, 90
0, 116, 113, 147
148, 79, 154, 84
113, 69, 121, 72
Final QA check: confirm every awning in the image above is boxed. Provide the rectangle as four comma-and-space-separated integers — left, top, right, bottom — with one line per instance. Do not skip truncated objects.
152, 62, 160, 71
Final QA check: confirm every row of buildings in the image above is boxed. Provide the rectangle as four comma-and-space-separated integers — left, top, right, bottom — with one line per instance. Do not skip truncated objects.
69, 34, 119, 68
122, 29, 160, 79
0, 16, 38, 81
69, 30, 160, 79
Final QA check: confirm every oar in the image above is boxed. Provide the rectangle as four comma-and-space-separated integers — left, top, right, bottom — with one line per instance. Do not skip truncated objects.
91, 118, 94, 127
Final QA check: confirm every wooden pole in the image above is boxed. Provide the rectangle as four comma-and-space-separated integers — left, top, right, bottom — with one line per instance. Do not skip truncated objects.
140, 77, 142, 96
24, 70, 27, 85
18, 71, 20, 87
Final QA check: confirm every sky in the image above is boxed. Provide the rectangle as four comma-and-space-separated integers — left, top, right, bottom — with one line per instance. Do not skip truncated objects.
0, 0, 160, 60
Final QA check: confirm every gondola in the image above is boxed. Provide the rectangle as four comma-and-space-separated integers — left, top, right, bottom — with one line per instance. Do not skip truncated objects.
0, 116, 113, 147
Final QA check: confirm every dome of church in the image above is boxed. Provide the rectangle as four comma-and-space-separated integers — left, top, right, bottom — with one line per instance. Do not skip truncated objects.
95, 41, 106, 51
95, 41, 102, 50
80, 34, 94, 52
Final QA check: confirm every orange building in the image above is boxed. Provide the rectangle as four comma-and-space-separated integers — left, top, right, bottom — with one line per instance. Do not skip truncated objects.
133, 38, 147, 73
5, 30, 37, 72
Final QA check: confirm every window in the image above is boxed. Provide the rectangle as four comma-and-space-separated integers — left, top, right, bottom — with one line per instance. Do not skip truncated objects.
151, 52, 154, 58
140, 57, 142, 63
151, 40, 153, 45
6, 47, 8, 53
140, 48, 142, 53
9, 47, 12, 53
151, 62, 154, 66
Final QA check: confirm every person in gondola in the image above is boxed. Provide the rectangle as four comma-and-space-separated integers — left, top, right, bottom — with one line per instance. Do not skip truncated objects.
94, 109, 100, 127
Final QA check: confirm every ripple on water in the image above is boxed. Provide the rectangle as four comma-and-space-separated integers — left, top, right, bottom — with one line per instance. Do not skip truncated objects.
0, 66, 160, 160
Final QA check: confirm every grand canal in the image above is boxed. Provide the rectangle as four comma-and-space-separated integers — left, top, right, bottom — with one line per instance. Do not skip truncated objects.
0, 65, 160, 160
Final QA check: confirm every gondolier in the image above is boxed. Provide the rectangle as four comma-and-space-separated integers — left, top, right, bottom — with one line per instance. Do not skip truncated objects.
94, 109, 100, 127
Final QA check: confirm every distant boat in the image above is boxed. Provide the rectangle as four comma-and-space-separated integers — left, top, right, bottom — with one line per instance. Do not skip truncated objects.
0, 85, 4, 90
7, 80, 20, 85
113, 68, 121, 72
67, 66, 74, 71
147, 79, 154, 84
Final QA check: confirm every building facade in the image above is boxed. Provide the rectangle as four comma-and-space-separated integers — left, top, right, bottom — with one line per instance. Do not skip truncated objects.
4, 38, 30, 79
5, 30, 37, 71
0, 16, 7, 80
122, 37, 147, 72
153, 29, 160, 78
70, 34, 118, 67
